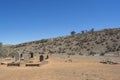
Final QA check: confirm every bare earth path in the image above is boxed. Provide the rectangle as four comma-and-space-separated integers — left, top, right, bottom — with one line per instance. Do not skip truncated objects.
0, 56, 120, 80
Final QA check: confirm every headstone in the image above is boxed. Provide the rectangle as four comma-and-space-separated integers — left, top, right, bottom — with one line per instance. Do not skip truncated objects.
20, 53, 23, 58
40, 55, 44, 62
15, 53, 20, 62
24, 54, 29, 62
45, 55, 49, 59
29, 52, 34, 58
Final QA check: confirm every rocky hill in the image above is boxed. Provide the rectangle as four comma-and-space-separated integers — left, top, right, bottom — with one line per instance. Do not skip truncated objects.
5, 28, 120, 57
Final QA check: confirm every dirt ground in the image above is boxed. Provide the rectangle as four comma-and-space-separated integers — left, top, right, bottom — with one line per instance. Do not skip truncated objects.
0, 55, 120, 80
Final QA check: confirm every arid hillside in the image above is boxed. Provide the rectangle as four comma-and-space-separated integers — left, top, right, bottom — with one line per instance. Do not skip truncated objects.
5, 28, 120, 57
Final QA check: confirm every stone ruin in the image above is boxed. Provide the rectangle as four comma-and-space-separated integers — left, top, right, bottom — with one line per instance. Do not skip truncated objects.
0, 52, 49, 67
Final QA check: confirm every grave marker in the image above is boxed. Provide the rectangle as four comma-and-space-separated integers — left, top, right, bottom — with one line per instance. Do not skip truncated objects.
39, 55, 44, 62
24, 54, 29, 62
15, 53, 20, 62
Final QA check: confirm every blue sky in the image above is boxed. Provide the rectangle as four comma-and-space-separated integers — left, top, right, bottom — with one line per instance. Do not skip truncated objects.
0, 0, 120, 44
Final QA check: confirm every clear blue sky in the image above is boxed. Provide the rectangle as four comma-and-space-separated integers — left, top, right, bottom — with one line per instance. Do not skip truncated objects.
0, 0, 120, 44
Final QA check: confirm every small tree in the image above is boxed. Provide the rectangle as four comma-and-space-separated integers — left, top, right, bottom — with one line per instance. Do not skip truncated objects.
81, 30, 85, 34
100, 52, 105, 56
0, 42, 2, 52
71, 31, 76, 36
90, 28, 94, 34
88, 51, 96, 56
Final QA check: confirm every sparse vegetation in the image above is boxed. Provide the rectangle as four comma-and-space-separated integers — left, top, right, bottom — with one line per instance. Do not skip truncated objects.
100, 52, 105, 56
88, 51, 96, 56
0, 42, 3, 56
2, 28, 120, 57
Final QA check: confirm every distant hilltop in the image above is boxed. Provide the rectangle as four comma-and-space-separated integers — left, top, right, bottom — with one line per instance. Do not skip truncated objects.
2, 28, 120, 57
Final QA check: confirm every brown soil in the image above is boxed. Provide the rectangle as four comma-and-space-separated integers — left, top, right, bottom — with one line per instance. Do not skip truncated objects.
0, 56, 120, 80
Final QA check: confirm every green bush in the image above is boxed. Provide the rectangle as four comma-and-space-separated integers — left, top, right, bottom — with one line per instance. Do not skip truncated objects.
0, 42, 3, 54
